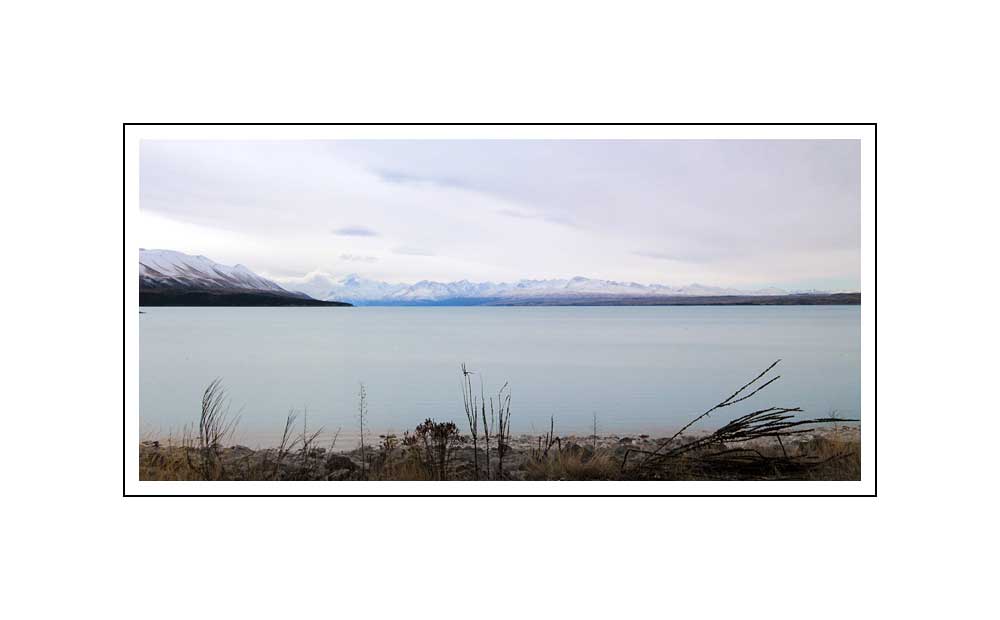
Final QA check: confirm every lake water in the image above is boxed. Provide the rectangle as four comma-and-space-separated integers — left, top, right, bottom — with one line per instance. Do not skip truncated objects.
139, 306, 861, 446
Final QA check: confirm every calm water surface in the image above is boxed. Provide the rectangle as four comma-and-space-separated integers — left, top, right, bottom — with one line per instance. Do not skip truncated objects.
139, 306, 860, 446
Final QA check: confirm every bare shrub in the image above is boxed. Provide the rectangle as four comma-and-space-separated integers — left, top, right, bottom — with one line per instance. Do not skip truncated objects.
414, 419, 460, 480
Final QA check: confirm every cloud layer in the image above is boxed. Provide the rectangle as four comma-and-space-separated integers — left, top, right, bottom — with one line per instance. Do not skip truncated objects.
139, 139, 860, 290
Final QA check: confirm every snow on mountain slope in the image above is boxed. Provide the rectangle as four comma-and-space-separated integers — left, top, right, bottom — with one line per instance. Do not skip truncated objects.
140, 250, 834, 305
139, 249, 300, 295
278, 272, 796, 304
272, 272, 412, 305
331, 274, 409, 302
270, 271, 342, 301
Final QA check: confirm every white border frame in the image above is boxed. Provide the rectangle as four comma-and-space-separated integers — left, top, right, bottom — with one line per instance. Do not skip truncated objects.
124, 123, 875, 496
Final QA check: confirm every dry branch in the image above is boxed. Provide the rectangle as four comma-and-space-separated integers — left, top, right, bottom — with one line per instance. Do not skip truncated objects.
625, 360, 859, 479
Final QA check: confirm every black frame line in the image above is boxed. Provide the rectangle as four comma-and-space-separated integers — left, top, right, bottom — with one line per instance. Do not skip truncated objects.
124, 122, 876, 498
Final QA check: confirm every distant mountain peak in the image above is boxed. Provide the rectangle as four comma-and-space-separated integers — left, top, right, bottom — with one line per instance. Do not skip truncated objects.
139, 249, 310, 299
276, 271, 804, 305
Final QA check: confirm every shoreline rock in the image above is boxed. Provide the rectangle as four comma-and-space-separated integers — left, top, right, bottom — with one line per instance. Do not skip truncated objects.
140, 424, 860, 481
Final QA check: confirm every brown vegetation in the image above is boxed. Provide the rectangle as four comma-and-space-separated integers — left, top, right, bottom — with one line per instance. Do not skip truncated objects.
139, 361, 860, 481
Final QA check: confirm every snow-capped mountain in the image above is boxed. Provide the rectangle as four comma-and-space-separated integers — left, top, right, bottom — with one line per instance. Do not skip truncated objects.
138, 250, 843, 307
278, 272, 798, 305
140, 249, 302, 296
279, 272, 409, 304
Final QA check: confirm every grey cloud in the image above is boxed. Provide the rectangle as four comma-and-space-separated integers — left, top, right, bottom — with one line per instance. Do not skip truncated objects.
497, 208, 580, 229
376, 169, 468, 189
332, 226, 378, 237
340, 254, 378, 263
497, 208, 533, 219
140, 139, 860, 290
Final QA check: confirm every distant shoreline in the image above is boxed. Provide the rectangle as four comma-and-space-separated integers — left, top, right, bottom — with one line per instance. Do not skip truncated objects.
329, 292, 861, 307
139, 424, 860, 481
139, 290, 352, 307
138, 291, 858, 308
488, 292, 860, 307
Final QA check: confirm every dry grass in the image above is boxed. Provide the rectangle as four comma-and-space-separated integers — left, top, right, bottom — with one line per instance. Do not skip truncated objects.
139, 443, 202, 481
623, 360, 859, 480
781, 432, 860, 480
140, 363, 861, 482
139, 433, 860, 481
368, 445, 436, 481
523, 449, 622, 481
643, 431, 860, 480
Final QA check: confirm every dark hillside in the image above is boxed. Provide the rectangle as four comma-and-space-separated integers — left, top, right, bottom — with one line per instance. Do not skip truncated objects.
139, 289, 352, 307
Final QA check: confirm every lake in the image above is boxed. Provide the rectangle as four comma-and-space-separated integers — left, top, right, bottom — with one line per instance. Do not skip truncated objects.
139, 305, 860, 446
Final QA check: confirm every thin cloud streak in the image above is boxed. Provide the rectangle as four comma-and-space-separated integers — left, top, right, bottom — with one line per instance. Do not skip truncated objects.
332, 226, 379, 237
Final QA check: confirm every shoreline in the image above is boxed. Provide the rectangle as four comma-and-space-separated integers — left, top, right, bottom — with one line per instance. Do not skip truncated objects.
141, 421, 861, 451
139, 360, 859, 482
140, 424, 860, 482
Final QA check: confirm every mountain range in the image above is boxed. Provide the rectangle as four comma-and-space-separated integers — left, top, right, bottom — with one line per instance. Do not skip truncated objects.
138, 249, 858, 307
279, 272, 832, 306
139, 249, 350, 306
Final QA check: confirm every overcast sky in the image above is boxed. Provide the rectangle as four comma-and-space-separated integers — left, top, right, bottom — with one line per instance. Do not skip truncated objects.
139, 139, 860, 290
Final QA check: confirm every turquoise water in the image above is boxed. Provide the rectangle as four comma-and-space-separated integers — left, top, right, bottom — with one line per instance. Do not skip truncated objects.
139, 306, 860, 446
